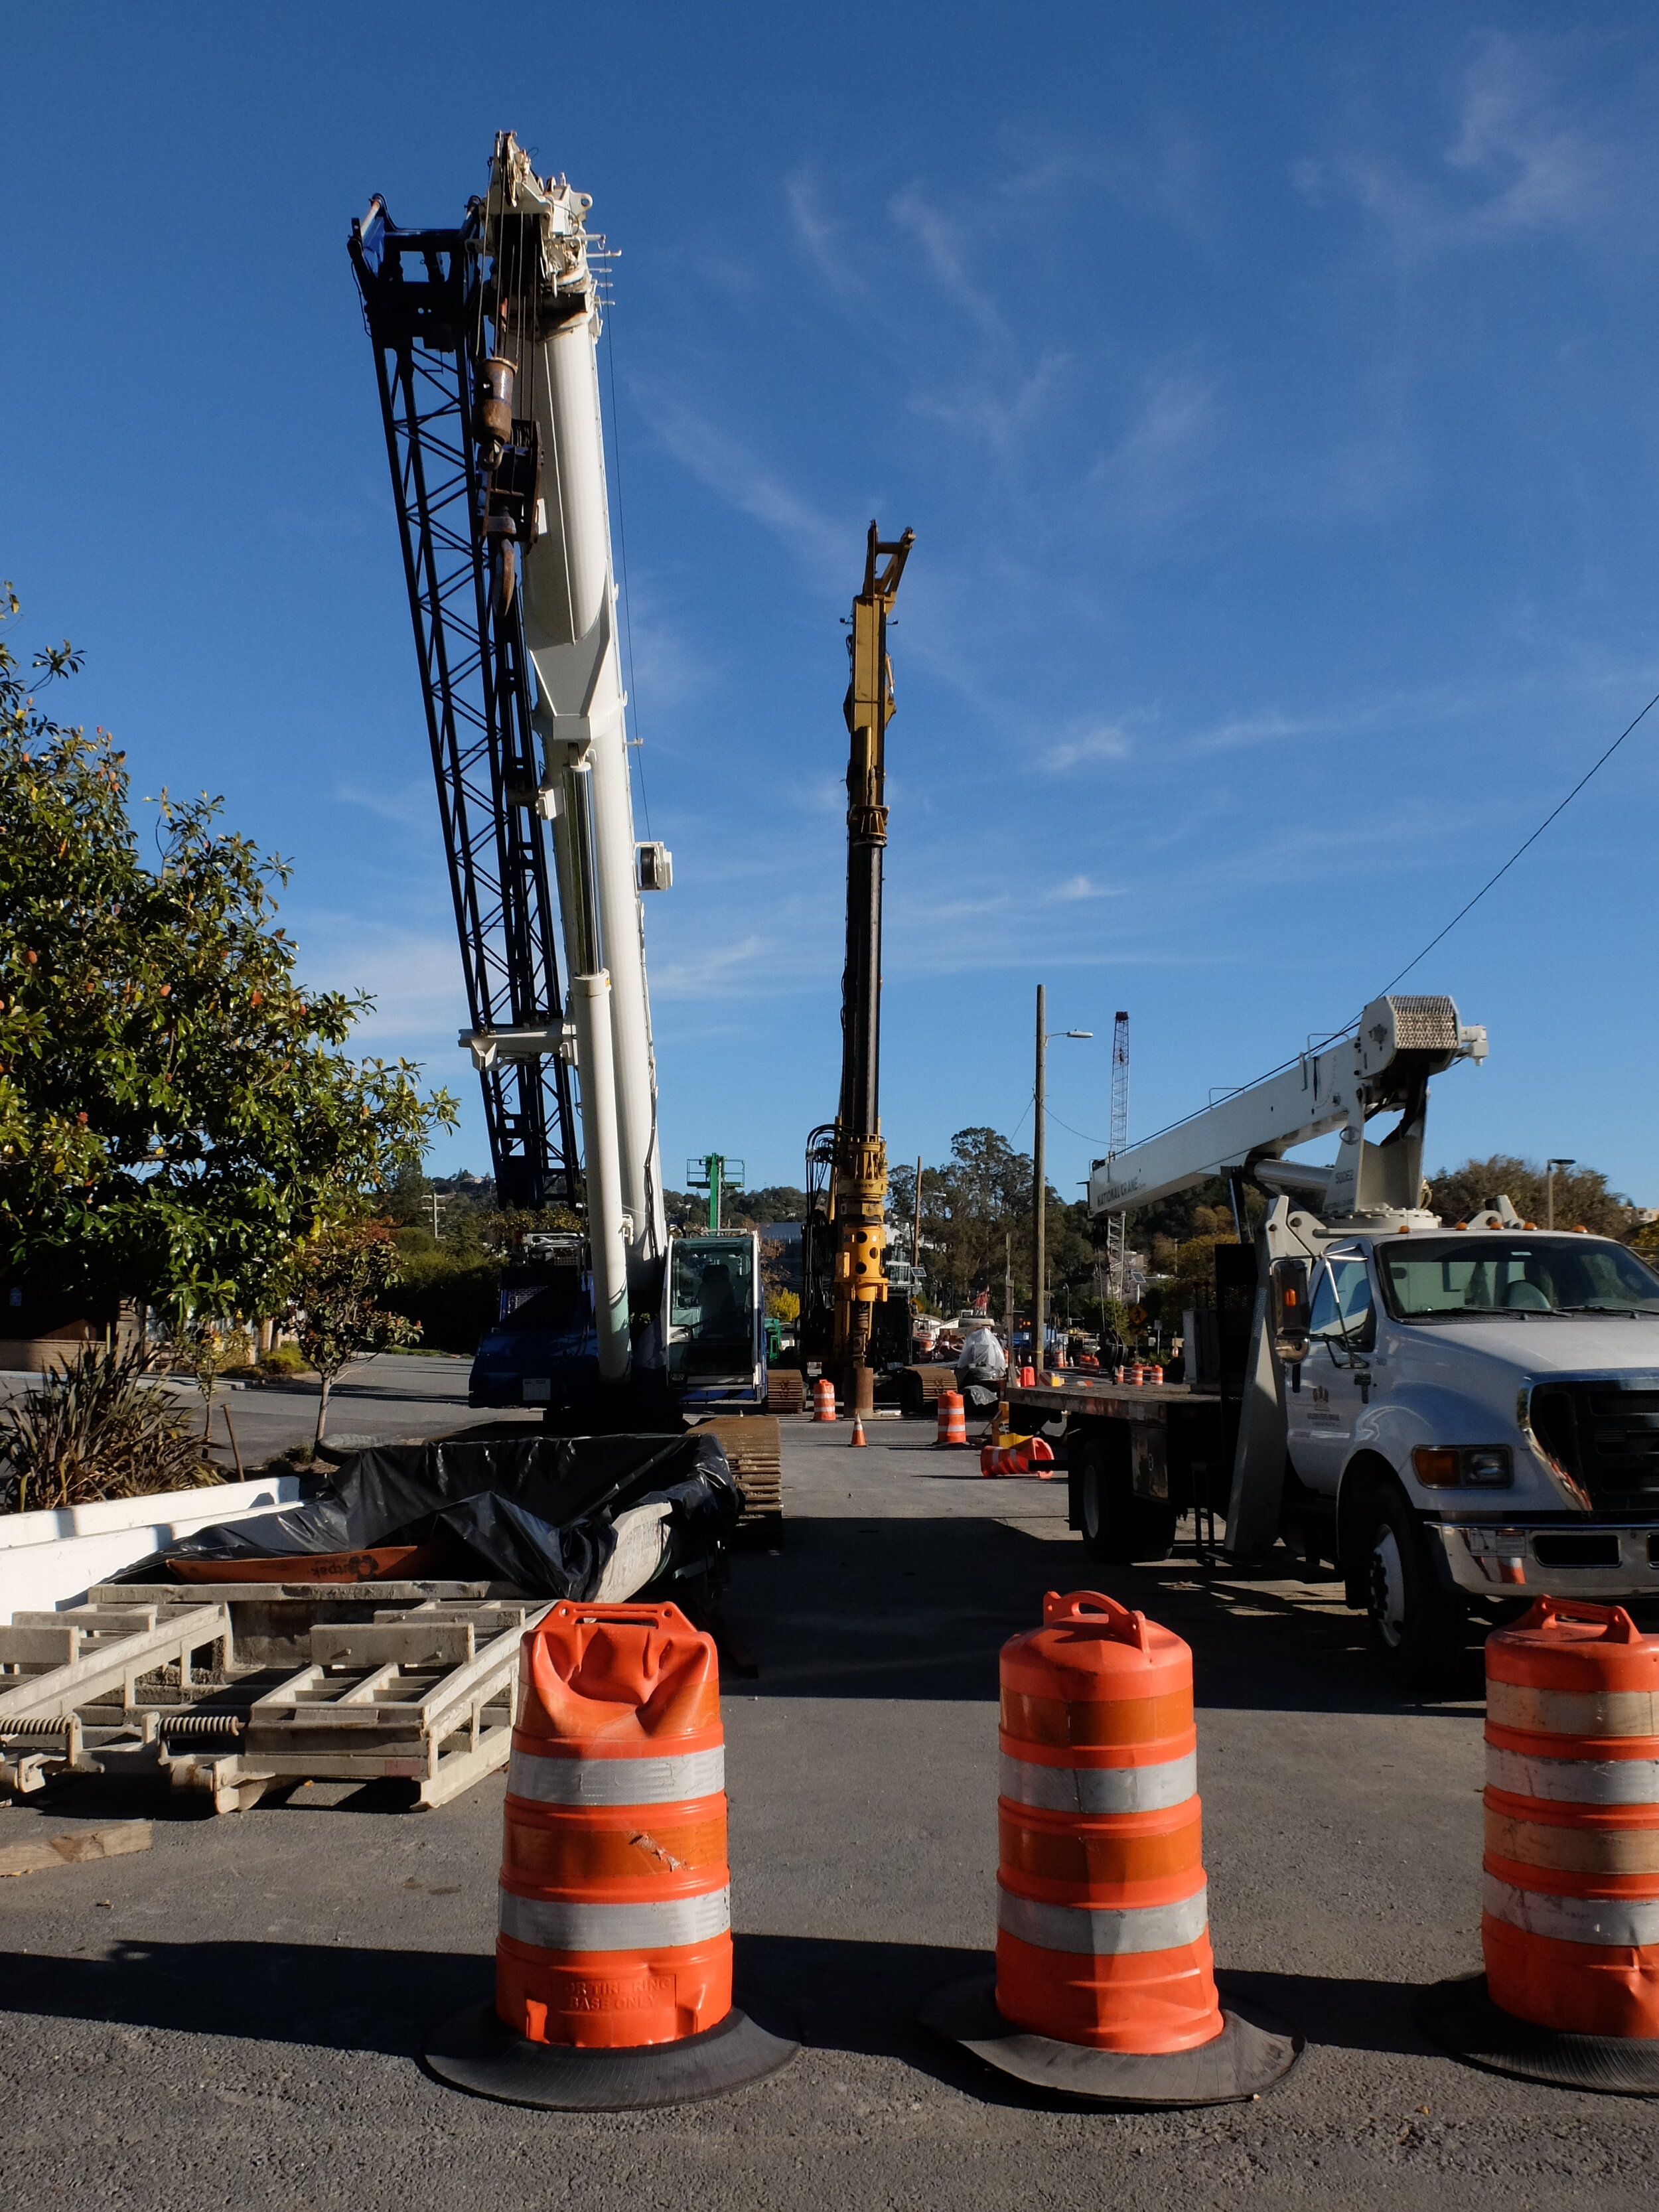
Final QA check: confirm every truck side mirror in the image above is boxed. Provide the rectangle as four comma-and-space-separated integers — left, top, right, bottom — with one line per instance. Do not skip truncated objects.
1269, 1258, 1310, 1363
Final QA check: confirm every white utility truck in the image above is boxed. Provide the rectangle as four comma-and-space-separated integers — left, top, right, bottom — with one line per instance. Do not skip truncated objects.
1005, 995, 1659, 1684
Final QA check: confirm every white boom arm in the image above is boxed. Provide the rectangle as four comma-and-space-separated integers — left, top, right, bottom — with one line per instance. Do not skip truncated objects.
1087, 995, 1487, 1227
482, 138, 666, 1383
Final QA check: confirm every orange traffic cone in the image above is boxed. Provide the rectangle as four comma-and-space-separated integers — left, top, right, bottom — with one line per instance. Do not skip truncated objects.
849, 1412, 867, 1447
979, 1437, 1057, 1479
1421, 1598, 1659, 2091
425, 1599, 796, 2108
920, 1589, 1301, 2106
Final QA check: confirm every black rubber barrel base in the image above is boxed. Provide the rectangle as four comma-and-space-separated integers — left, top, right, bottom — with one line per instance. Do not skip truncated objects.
425, 2000, 798, 2110
918, 1973, 1302, 2108
1418, 1974, 1659, 2097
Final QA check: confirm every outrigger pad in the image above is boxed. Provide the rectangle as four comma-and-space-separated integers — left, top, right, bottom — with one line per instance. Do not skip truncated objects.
425, 2000, 798, 2112
920, 1973, 1302, 2108
1418, 1974, 1659, 2097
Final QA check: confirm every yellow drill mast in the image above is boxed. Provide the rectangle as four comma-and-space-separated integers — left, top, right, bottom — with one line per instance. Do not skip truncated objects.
831, 522, 913, 1411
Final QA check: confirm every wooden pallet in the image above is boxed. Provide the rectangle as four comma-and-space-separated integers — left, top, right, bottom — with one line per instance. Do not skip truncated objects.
693, 1415, 782, 1530
0, 1584, 547, 1814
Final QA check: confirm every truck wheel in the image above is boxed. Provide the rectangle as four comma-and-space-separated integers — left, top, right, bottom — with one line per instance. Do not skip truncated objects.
1076, 1438, 1176, 1565
1362, 1485, 1468, 1689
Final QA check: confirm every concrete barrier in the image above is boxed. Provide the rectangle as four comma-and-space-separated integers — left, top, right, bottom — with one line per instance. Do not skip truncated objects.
0, 1475, 306, 1621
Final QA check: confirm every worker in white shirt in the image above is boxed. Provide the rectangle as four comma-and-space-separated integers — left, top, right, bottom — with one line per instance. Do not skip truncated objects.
955, 1322, 1007, 1414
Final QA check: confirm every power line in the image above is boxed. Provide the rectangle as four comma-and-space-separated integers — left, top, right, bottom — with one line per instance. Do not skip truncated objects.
1372, 682, 1659, 997
1101, 679, 1659, 1159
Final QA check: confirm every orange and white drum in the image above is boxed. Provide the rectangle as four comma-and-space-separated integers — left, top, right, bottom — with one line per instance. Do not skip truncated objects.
1482, 1597, 1659, 2040
496, 1599, 731, 2050
995, 1588, 1224, 2053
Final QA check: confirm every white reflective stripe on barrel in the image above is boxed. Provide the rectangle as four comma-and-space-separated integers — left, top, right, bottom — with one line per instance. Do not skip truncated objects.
1486, 1745, 1659, 1806
1488, 1680, 1659, 1740
1482, 1874, 1659, 1949
999, 1750, 1197, 1815
997, 1883, 1208, 1956
506, 1745, 725, 1807
499, 1885, 731, 1953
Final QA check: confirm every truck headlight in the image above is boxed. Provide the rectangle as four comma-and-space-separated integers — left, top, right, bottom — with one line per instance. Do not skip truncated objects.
1412, 1445, 1512, 1489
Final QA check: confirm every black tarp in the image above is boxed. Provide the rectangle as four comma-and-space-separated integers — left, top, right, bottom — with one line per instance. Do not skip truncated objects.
149, 1432, 741, 1600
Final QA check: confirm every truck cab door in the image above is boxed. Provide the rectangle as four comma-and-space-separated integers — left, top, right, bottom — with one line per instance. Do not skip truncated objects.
1285, 1252, 1374, 1495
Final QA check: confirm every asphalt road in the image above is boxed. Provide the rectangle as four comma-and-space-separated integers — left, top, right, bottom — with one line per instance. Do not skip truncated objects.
3, 1351, 541, 1473
3, 1416, 1654, 2210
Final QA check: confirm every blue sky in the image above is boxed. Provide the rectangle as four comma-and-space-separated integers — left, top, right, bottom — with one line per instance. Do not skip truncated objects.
4, 5, 1658, 1206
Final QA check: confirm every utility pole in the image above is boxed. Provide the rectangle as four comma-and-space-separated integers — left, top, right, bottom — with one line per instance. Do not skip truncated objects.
1003, 1232, 1014, 1354
1546, 1157, 1575, 1232
912, 1156, 923, 1277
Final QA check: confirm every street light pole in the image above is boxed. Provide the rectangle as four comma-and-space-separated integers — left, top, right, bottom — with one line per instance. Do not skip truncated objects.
1546, 1158, 1576, 1232
1031, 987, 1094, 1377
1034, 986, 1046, 1375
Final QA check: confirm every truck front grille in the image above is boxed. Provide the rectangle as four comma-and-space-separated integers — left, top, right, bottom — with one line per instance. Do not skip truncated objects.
1530, 1382, 1659, 1514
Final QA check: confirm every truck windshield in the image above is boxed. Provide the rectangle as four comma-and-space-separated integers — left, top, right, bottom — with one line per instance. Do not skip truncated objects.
1380, 1239, 1659, 1318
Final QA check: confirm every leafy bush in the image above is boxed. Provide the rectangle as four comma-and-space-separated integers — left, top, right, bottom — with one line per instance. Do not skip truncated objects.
259, 1344, 310, 1376
382, 1249, 502, 1355
0, 1342, 220, 1513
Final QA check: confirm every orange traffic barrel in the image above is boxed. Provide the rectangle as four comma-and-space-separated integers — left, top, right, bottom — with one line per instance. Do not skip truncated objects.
1421, 1597, 1659, 2093
812, 1376, 837, 1422
425, 1601, 796, 2110
935, 1392, 968, 1448
919, 1589, 1301, 2105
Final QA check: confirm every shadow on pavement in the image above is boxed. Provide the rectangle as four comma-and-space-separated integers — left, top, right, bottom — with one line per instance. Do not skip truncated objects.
0, 1935, 1438, 2091
0, 1940, 489, 2057
729, 1511, 1484, 1719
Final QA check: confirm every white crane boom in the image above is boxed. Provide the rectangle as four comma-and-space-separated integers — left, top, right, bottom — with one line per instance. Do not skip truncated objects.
480, 137, 666, 1383
1086, 995, 1487, 1227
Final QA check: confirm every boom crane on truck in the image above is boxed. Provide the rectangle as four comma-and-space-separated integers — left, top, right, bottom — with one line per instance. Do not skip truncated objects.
1005, 990, 1659, 1686
351, 132, 768, 1426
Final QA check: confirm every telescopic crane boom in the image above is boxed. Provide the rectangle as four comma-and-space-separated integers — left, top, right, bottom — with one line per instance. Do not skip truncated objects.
352, 133, 699, 1419
1087, 994, 1487, 1230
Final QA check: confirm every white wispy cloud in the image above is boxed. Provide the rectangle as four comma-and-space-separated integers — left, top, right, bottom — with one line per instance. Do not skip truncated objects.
1086, 369, 1220, 525
1046, 873, 1121, 903
1305, 32, 1646, 262
1045, 720, 1136, 773
633, 386, 852, 585
1184, 709, 1333, 755
288, 913, 465, 1051
333, 778, 435, 830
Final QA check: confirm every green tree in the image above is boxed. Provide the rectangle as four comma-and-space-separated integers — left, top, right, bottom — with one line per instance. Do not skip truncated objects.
1427, 1156, 1634, 1238
0, 589, 455, 1313
892, 1130, 1097, 1314
282, 1219, 420, 1453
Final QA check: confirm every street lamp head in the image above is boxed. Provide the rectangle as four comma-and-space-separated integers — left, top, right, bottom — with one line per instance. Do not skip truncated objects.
1064, 1030, 1093, 1039
1548, 1157, 1576, 1169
